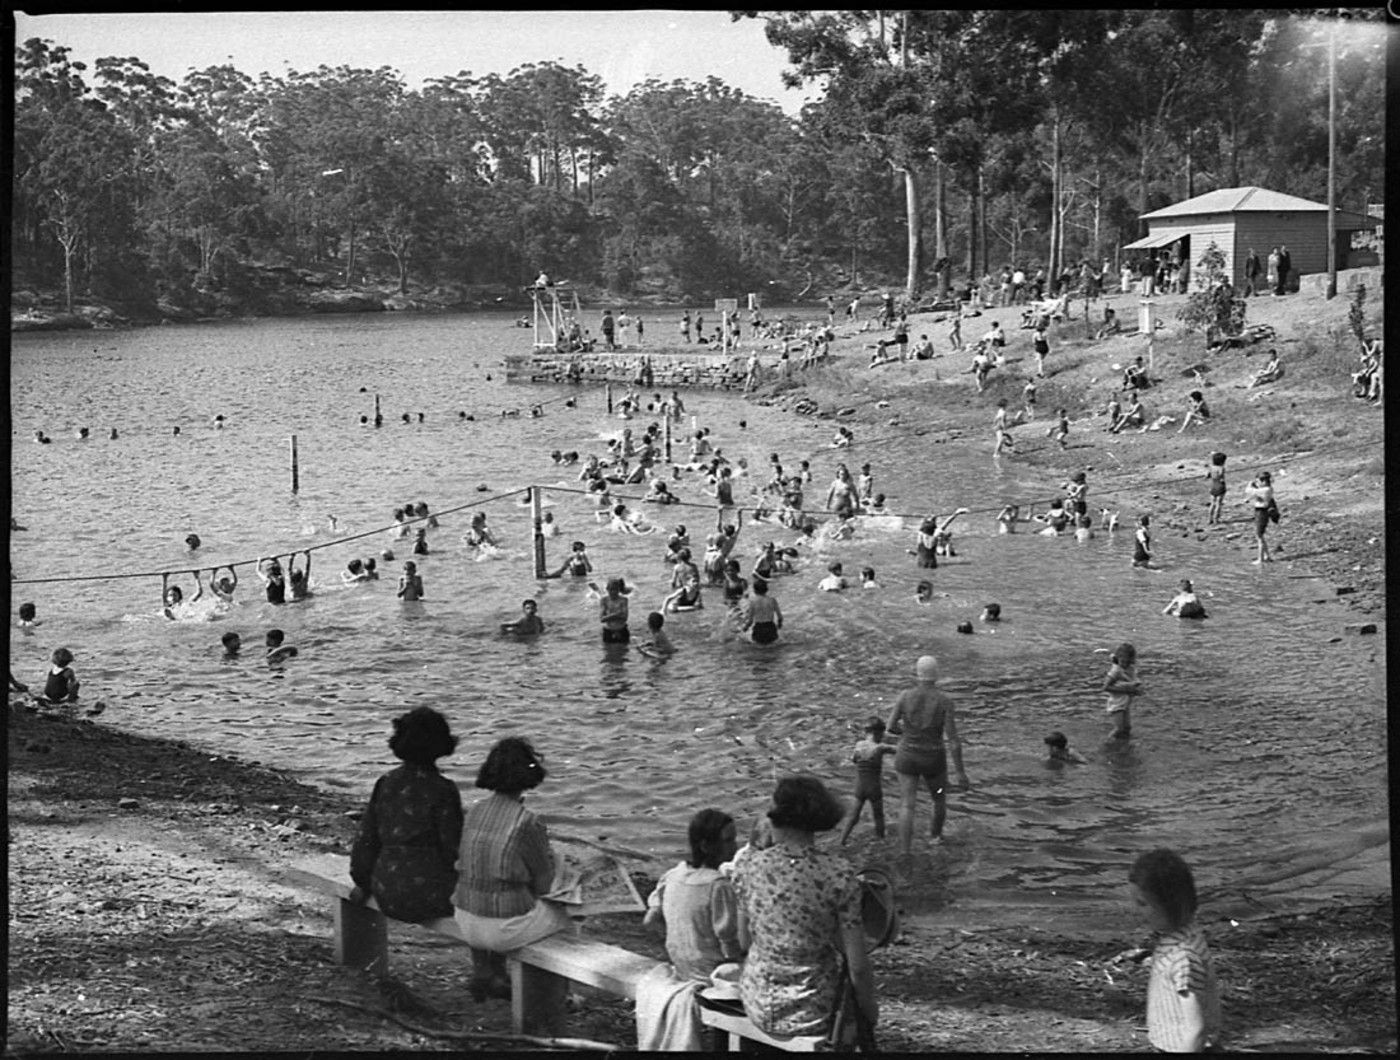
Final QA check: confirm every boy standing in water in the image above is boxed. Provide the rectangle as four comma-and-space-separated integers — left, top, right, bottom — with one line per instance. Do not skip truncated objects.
397, 560, 424, 601
839, 718, 897, 844
1103, 642, 1141, 740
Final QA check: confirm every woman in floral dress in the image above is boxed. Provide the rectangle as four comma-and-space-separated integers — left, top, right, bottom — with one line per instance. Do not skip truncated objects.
732, 776, 878, 1038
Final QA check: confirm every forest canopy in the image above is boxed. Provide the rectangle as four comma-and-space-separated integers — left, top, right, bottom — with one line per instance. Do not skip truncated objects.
11, 9, 1385, 312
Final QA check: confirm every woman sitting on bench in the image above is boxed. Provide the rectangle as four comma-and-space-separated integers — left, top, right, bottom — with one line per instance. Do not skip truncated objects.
348, 707, 463, 924
454, 737, 573, 1002
731, 776, 878, 1043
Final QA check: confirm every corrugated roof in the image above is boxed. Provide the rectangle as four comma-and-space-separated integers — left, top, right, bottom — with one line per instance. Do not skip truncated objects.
1142, 186, 1331, 219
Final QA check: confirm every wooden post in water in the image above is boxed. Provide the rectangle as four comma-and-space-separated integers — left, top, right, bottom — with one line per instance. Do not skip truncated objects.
531, 486, 546, 579
664, 413, 672, 464
290, 435, 300, 493
605, 381, 613, 414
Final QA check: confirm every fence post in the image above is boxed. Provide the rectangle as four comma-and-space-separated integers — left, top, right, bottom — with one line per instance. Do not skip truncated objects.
531, 487, 546, 579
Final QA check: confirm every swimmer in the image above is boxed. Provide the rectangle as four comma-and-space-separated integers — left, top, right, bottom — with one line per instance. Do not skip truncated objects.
17, 602, 41, 629
1131, 514, 1153, 568
397, 560, 425, 602
265, 629, 298, 663
214, 414, 225, 429
413, 528, 429, 555
463, 511, 498, 548
288, 552, 313, 601
197, 566, 234, 606
548, 540, 593, 580
818, 562, 848, 592
914, 581, 934, 605
1163, 579, 1207, 619
996, 503, 1019, 534
541, 511, 560, 538
77, 426, 90, 440
342, 558, 370, 584
1103, 642, 1140, 740
501, 599, 545, 635
721, 559, 749, 611
41, 647, 80, 703
1044, 731, 1087, 765
742, 577, 782, 644
415, 501, 439, 529
860, 566, 879, 589
637, 611, 675, 658
163, 574, 203, 619
666, 524, 690, 562
221, 631, 242, 659
863, 492, 890, 516
363, 556, 380, 579
979, 603, 1001, 622
1034, 499, 1071, 535
662, 549, 703, 612
1074, 514, 1095, 542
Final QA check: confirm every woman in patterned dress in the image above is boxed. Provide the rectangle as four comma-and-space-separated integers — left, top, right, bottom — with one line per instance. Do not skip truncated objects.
348, 707, 463, 923
732, 776, 878, 1039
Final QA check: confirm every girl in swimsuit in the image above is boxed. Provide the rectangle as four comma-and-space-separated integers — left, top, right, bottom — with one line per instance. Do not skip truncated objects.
599, 577, 631, 642
1205, 452, 1227, 525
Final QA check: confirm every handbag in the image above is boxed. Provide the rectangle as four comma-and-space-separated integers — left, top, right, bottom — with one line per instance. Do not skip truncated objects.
1267, 498, 1280, 524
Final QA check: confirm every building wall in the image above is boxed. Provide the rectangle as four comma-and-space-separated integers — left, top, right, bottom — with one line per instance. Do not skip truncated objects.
1233, 214, 1329, 289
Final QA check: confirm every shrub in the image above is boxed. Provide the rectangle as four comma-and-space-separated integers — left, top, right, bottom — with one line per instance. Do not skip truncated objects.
1176, 241, 1244, 347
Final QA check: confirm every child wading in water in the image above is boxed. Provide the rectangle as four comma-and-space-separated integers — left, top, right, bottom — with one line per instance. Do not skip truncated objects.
1103, 642, 1141, 740
1124, 848, 1222, 1052
839, 717, 897, 844
42, 647, 80, 703
1132, 513, 1153, 568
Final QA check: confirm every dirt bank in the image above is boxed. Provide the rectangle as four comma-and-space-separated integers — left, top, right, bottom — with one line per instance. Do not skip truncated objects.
8, 702, 1393, 1053
754, 281, 1385, 621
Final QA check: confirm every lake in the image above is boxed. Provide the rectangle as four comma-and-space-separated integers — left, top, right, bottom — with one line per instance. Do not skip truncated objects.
10, 309, 1387, 923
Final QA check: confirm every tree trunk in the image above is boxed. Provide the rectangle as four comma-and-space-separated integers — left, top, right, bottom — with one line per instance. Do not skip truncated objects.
346, 215, 357, 289
902, 165, 921, 301
1050, 109, 1062, 280
1137, 120, 1150, 240
934, 160, 948, 297
978, 166, 988, 277
968, 171, 978, 282
60, 233, 77, 314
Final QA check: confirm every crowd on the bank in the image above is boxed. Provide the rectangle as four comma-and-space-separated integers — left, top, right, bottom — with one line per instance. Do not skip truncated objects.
344, 703, 1220, 1050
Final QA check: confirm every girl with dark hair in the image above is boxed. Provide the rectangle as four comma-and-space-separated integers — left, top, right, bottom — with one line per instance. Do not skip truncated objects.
731, 776, 877, 1042
644, 809, 744, 983
1127, 848, 1221, 1051
452, 737, 572, 1002
348, 707, 462, 924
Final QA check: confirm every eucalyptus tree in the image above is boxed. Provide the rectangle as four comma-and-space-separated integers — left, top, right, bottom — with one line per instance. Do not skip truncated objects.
740, 10, 939, 299
14, 38, 135, 311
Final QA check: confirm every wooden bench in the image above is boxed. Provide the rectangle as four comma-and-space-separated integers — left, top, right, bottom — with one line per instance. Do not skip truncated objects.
285, 854, 661, 1039
696, 994, 831, 1051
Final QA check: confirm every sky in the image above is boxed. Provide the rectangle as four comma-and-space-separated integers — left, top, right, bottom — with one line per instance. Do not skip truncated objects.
12, 9, 815, 114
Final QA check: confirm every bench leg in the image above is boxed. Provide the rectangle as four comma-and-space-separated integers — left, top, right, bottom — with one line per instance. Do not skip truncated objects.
508, 958, 568, 1037
333, 897, 389, 977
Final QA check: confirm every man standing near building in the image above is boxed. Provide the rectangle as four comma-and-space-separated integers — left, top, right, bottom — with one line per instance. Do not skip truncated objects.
1276, 245, 1292, 295
1243, 248, 1262, 297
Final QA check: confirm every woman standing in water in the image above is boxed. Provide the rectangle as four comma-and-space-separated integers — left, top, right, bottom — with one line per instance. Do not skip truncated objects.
885, 655, 969, 854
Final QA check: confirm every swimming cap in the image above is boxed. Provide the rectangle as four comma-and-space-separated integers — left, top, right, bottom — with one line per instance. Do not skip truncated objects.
915, 655, 939, 681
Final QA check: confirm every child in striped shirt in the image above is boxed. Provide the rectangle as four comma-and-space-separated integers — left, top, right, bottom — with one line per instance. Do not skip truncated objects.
1128, 848, 1222, 1052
